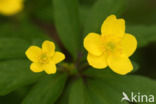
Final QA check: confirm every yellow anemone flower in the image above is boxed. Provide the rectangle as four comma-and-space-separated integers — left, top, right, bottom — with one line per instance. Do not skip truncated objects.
25, 40, 65, 74
0, 0, 23, 16
84, 15, 137, 75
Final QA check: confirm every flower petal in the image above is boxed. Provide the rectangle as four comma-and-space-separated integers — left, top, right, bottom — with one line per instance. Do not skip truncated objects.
120, 33, 137, 57
30, 63, 44, 73
84, 33, 103, 56
53, 52, 65, 64
0, 0, 23, 16
87, 53, 107, 69
108, 55, 133, 75
101, 15, 125, 37
42, 40, 55, 56
44, 62, 56, 74
25, 46, 42, 62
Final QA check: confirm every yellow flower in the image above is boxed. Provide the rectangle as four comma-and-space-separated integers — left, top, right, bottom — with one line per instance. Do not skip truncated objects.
84, 15, 137, 75
0, 0, 23, 16
25, 40, 65, 74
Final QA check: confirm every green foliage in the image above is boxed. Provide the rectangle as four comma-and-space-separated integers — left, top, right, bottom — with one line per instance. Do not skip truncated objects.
55, 80, 71, 104
0, 19, 49, 41
53, 0, 81, 59
25, 0, 54, 23
127, 25, 156, 47
22, 73, 67, 104
0, 60, 42, 95
0, 0, 156, 104
84, 69, 156, 104
0, 38, 29, 59
83, 0, 125, 35
69, 78, 85, 104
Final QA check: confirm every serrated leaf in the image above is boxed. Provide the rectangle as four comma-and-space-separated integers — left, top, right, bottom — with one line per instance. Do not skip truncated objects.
0, 60, 42, 95
127, 25, 156, 48
83, 0, 125, 35
22, 73, 67, 104
53, 0, 81, 59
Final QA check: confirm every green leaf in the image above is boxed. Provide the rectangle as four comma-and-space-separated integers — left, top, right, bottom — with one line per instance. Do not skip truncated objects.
69, 78, 85, 104
22, 73, 67, 104
53, 0, 81, 59
0, 38, 29, 59
0, 19, 49, 41
0, 91, 22, 104
0, 60, 42, 95
127, 25, 156, 48
84, 69, 156, 104
86, 78, 128, 104
55, 80, 71, 104
56, 78, 90, 104
131, 61, 140, 73
0, 37, 53, 60
83, 0, 125, 35
26, 0, 54, 23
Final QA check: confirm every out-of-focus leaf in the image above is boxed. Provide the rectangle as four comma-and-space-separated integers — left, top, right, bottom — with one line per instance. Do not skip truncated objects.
131, 61, 140, 73
22, 73, 67, 104
83, 0, 125, 35
84, 69, 156, 104
35, 6, 54, 23
55, 80, 71, 104
0, 38, 53, 60
25, 0, 54, 23
86, 79, 129, 104
0, 91, 22, 104
0, 38, 29, 59
56, 78, 90, 104
0, 19, 49, 41
53, 0, 81, 59
123, 0, 156, 25
0, 60, 42, 95
79, 0, 96, 5
79, 5, 90, 27
69, 78, 85, 104
127, 25, 156, 48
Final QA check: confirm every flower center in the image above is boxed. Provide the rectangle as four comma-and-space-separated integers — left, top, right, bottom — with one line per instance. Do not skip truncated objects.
101, 35, 122, 55
106, 42, 115, 51
39, 53, 50, 64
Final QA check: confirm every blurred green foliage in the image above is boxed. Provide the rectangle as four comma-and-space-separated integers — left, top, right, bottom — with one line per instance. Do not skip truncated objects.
0, 0, 156, 104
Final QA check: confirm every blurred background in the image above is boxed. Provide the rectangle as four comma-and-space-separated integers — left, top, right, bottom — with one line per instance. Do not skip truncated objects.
0, 0, 156, 103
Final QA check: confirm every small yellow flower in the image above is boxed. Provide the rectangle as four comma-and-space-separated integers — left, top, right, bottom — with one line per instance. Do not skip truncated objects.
0, 0, 23, 16
84, 15, 137, 75
25, 40, 65, 74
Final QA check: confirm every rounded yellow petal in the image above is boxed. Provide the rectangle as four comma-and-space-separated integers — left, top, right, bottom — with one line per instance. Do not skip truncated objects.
101, 15, 125, 37
25, 46, 42, 62
108, 55, 133, 75
120, 33, 137, 57
42, 40, 55, 56
84, 33, 103, 56
44, 62, 56, 74
53, 52, 65, 64
30, 63, 44, 73
0, 0, 23, 16
87, 53, 107, 69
